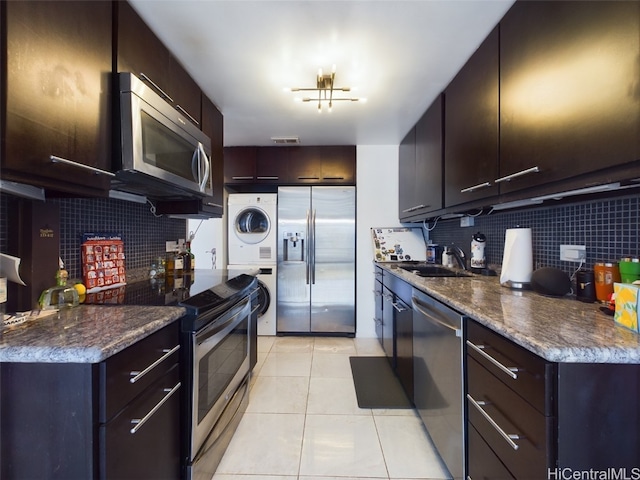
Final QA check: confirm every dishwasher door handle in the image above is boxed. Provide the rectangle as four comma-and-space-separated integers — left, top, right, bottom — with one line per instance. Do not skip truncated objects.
412, 296, 461, 337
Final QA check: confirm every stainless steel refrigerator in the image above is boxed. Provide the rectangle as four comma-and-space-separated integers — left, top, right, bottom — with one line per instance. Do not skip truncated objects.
277, 186, 356, 335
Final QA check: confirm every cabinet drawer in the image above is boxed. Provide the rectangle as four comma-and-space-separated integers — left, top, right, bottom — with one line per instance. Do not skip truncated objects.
100, 322, 180, 422
466, 320, 554, 415
100, 365, 181, 479
468, 423, 515, 480
467, 356, 553, 479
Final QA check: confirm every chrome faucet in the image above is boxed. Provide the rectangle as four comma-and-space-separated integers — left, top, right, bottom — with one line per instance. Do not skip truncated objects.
449, 245, 467, 270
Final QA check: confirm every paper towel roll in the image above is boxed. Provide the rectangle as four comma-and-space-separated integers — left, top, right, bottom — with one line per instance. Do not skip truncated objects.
500, 228, 533, 287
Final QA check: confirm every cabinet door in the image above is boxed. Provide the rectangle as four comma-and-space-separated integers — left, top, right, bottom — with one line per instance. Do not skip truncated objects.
414, 95, 443, 214
200, 95, 224, 216
224, 147, 257, 183
101, 366, 181, 480
320, 146, 356, 184
398, 127, 416, 220
381, 286, 395, 366
444, 26, 499, 208
3, 0, 113, 196
374, 276, 383, 346
499, 0, 640, 195
256, 147, 291, 183
117, 1, 201, 125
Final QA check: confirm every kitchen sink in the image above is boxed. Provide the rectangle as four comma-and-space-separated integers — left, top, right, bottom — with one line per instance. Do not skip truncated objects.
399, 265, 472, 277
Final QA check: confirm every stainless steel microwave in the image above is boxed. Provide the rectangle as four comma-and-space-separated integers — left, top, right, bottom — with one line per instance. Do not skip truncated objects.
113, 72, 213, 199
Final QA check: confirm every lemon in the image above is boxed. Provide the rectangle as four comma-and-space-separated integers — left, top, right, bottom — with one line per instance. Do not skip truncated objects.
74, 283, 87, 296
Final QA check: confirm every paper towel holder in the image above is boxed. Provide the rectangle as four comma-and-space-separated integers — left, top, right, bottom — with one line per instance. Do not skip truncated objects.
501, 279, 532, 290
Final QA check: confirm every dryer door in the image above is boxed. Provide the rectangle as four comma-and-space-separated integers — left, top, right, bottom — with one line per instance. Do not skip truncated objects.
233, 207, 272, 245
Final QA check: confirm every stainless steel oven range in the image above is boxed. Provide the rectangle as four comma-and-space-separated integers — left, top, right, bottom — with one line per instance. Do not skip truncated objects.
179, 273, 258, 480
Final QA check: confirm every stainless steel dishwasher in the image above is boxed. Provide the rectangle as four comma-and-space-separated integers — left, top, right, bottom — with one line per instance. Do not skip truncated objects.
412, 288, 466, 480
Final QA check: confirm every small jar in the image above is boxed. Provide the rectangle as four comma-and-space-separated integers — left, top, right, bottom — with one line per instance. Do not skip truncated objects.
594, 262, 621, 302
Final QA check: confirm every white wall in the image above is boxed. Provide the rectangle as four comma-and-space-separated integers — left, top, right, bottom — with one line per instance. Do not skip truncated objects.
187, 217, 225, 270
356, 145, 402, 338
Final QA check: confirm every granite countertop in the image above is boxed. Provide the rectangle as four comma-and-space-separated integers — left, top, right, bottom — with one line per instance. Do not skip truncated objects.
379, 263, 640, 364
0, 305, 186, 363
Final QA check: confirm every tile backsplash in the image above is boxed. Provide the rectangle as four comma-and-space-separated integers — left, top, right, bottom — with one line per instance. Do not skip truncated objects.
0, 194, 186, 280
426, 192, 640, 275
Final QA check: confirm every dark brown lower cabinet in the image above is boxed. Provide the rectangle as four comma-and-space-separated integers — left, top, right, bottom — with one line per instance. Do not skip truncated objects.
466, 319, 640, 478
0, 322, 181, 479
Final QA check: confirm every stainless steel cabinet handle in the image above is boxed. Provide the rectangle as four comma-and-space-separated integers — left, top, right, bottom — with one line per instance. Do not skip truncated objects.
494, 166, 540, 183
402, 204, 427, 213
467, 393, 522, 450
412, 296, 461, 336
231, 176, 255, 180
466, 340, 519, 379
139, 72, 174, 103
129, 345, 180, 384
205, 202, 223, 208
460, 181, 491, 193
256, 176, 279, 180
391, 301, 408, 313
130, 382, 181, 434
298, 176, 320, 180
50, 156, 115, 177
322, 176, 345, 180
175, 104, 199, 126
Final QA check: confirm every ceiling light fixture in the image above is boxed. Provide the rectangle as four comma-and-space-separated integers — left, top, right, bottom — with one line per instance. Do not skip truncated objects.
290, 65, 364, 112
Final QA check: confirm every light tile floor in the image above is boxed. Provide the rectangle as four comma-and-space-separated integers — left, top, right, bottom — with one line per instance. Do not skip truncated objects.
213, 336, 451, 480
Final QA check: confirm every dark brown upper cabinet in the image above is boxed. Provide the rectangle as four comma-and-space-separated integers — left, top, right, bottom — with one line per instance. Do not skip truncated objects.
399, 96, 444, 221
116, 1, 201, 126
414, 96, 444, 214
498, 0, 640, 195
2, 0, 113, 197
398, 127, 417, 221
444, 26, 500, 208
224, 146, 356, 187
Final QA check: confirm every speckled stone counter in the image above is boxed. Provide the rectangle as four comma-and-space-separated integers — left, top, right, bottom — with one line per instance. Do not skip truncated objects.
0, 305, 185, 363
379, 263, 640, 364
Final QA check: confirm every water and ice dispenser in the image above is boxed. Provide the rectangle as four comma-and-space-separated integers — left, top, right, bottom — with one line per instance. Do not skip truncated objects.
282, 232, 305, 261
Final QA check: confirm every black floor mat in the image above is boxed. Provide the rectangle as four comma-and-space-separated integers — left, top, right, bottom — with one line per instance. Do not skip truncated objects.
349, 356, 412, 409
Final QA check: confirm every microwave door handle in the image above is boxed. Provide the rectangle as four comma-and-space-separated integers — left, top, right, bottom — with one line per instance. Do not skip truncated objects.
198, 143, 211, 193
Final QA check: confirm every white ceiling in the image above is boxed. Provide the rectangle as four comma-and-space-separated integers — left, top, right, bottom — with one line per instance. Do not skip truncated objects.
129, 0, 515, 147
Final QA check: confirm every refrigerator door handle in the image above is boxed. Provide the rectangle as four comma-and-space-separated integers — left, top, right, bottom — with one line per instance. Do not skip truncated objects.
311, 209, 317, 285
305, 209, 311, 285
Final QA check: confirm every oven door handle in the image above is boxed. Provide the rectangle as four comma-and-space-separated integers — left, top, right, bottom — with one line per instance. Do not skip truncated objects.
196, 297, 250, 344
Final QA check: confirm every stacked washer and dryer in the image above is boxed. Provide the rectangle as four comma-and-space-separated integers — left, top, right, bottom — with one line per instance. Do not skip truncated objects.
227, 194, 277, 336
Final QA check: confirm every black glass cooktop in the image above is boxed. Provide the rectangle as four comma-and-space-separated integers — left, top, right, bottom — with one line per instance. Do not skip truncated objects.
83, 269, 256, 311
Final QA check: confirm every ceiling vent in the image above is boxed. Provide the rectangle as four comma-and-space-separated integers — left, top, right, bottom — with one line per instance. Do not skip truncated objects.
271, 136, 300, 145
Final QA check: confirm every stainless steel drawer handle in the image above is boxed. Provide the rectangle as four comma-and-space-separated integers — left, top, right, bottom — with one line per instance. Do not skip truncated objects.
205, 202, 223, 208
256, 176, 279, 180
298, 176, 320, 180
129, 345, 180, 384
460, 181, 491, 193
467, 394, 522, 451
391, 301, 408, 313
322, 176, 345, 180
231, 176, 255, 180
130, 382, 181, 434
50, 155, 115, 177
466, 340, 519, 379
494, 166, 540, 183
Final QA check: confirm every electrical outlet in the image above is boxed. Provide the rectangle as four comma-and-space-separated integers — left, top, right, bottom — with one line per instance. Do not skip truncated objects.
560, 245, 586, 262
460, 216, 474, 227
